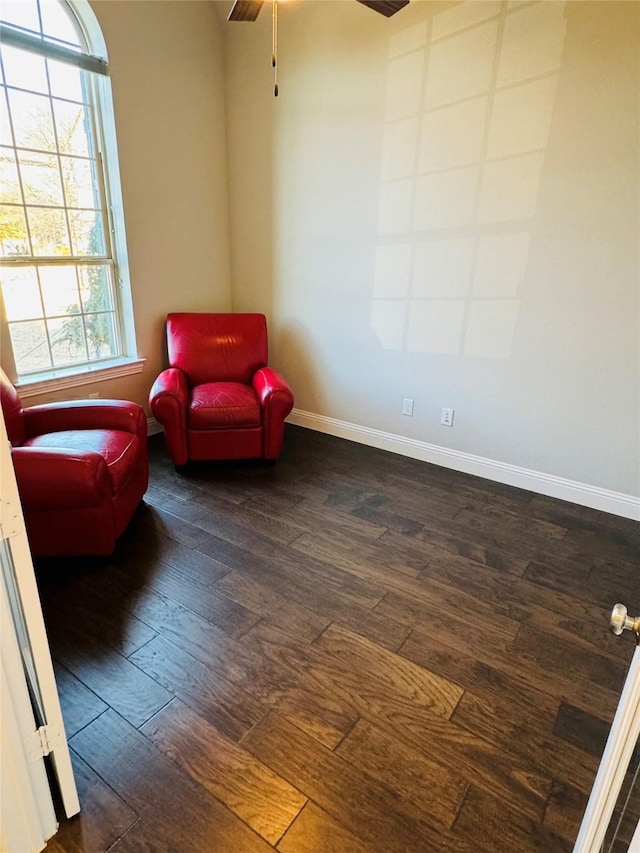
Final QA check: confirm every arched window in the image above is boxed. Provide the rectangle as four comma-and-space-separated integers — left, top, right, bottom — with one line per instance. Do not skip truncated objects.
0, 0, 140, 391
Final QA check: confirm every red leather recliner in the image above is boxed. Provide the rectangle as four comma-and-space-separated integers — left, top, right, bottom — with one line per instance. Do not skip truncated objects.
0, 368, 149, 557
149, 313, 294, 466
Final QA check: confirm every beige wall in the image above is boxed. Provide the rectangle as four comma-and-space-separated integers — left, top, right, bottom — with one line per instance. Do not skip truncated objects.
223, 0, 640, 497
19, 0, 232, 410
9, 0, 639, 501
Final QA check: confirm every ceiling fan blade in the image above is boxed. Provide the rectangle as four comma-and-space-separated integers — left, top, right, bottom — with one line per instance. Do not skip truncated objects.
228, 0, 265, 22
356, 0, 410, 17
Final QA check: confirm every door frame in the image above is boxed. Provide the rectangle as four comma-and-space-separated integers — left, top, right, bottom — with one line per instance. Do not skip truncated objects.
573, 642, 640, 851
1, 565, 58, 852
0, 411, 79, 849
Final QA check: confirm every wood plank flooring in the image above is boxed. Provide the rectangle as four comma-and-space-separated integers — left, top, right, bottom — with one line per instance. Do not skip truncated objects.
39, 425, 640, 852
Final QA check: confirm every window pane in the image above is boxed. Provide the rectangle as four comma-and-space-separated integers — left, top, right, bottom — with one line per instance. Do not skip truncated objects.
1, 1, 132, 380
53, 99, 91, 157
1, 266, 42, 320
48, 314, 88, 366
0, 88, 13, 145
27, 205, 70, 255
1, 45, 48, 94
79, 265, 114, 312
18, 149, 63, 205
84, 311, 118, 359
8, 89, 56, 151
9, 319, 52, 373
1, 148, 22, 202
39, 1, 82, 49
47, 59, 85, 104
0, 1, 41, 36
39, 264, 80, 316
69, 209, 105, 255
0, 205, 30, 255
61, 155, 97, 207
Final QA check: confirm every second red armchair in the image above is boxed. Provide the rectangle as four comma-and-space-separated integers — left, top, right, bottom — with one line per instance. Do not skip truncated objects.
149, 313, 294, 467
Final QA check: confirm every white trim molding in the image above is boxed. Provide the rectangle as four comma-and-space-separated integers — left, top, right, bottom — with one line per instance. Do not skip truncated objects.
147, 417, 162, 436
287, 409, 640, 521
16, 358, 146, 400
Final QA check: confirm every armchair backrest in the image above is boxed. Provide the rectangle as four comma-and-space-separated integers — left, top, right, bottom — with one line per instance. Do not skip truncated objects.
0, 368, 25, 446
166, 313, 268, 386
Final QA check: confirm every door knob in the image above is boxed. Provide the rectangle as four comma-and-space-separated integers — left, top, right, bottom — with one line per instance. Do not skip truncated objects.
610, 603, 640, 638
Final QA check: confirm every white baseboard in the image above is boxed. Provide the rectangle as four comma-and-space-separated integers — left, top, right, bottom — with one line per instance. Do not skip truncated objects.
287, 409, 640, 522
147, 416, 163, 436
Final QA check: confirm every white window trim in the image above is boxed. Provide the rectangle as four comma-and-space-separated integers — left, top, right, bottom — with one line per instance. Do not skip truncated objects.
15, 355, 145, 398
0, 0, 140, 391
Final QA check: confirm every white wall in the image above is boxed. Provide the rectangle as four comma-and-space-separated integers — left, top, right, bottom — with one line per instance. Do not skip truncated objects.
20, 0, 233, 411
222, 0, 640, 500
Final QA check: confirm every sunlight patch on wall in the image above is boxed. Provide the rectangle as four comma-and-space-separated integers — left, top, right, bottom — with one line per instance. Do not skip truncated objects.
371, 0, 567, 360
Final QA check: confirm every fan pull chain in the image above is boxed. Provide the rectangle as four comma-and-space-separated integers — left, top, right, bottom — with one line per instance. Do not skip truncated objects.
272, 0, 278, 96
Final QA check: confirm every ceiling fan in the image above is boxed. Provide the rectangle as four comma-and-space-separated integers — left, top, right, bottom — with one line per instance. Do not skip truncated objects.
227, 1, 410, 23
228, 0, 409, 96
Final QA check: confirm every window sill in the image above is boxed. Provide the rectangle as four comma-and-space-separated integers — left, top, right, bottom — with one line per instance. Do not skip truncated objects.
16, 357, 146, 400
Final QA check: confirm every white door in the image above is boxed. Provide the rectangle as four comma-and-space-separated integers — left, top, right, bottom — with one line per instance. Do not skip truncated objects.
573, 607, 640, 852
0, 412, 79, 853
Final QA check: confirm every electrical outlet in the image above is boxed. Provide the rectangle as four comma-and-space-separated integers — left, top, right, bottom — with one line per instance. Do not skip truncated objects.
402, 398, 414, 416
441, 407, 454, 427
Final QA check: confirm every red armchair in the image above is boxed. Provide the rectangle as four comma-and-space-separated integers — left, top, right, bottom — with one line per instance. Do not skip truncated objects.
0, 369, 148, 557
149, 313, 294, 466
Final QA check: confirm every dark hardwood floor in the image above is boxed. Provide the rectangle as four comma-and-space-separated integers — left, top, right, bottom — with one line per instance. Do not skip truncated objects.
38, 425, 640, 852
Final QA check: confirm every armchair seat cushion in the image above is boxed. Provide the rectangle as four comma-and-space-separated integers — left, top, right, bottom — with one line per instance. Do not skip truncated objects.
23, 429, 144, 495
189, 383, 261, 430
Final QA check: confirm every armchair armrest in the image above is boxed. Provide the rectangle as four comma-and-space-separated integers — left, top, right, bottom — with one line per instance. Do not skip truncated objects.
253, 368, 294, 460
11, 446, 111, 509
149, 368, 189, 466
24, 399, 147, 440
252, 367, 294, 408
149, 368, 188, 411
